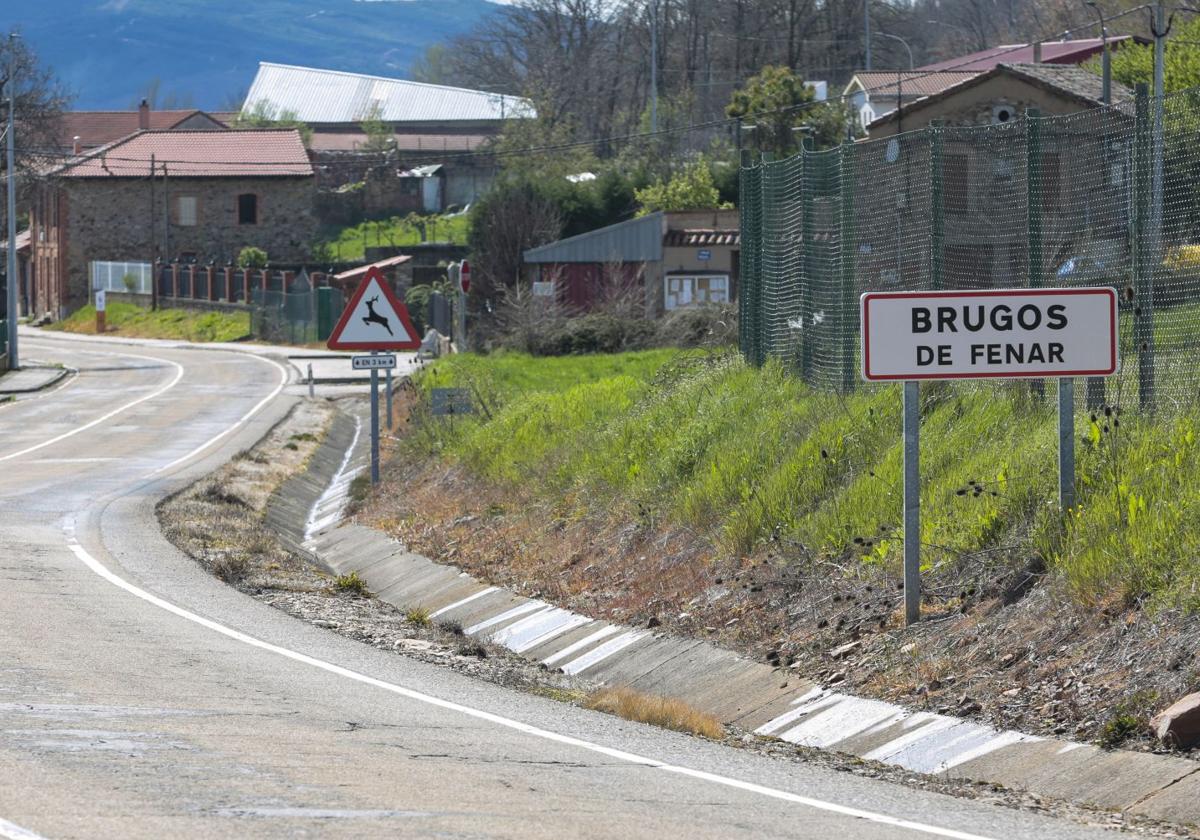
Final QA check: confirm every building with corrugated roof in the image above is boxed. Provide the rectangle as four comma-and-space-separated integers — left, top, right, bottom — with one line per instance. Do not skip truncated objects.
30, 129, 316, 319
241, 62, 534, 208
523, 210, 740, 316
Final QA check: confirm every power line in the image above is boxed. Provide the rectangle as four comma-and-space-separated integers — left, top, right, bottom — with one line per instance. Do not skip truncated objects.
14, 6, 1156, 172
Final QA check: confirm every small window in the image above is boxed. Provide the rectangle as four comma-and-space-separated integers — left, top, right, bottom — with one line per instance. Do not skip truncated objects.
238, 193, 258, 225
176, 196, 197, 226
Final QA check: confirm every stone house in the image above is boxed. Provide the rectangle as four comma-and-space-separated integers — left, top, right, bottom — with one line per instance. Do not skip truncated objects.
856, 63, 1135, 291
30, 129, 316, 319
241, 62, 532, 209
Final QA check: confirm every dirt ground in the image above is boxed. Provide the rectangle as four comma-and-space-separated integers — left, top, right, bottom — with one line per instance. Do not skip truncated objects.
360, 389, 1200, 761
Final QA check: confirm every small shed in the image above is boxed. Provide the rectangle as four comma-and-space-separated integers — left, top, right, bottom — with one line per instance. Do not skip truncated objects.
523, 209, 739, 316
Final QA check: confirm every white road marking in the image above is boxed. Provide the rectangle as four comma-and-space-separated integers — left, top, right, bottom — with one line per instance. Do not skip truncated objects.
64, 536, 1002, 840
148, 354, 288, 476
0, 352, 184, 463
0, 815, 50, 840
40, 335, 1005, 840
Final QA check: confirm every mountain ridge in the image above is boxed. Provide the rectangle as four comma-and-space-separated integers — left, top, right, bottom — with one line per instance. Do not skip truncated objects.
11, 0, 498, 110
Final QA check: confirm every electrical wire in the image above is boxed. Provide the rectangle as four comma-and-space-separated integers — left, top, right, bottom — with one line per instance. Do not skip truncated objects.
11, 5, 1162, 171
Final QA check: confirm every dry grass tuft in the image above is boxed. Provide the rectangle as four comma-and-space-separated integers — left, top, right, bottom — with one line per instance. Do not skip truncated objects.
584, 686, 725, 740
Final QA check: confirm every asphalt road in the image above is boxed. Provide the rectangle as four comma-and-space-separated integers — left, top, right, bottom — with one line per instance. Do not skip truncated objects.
0, 332, 1122, 840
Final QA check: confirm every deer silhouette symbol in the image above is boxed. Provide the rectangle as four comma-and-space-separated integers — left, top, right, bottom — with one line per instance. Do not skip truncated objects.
362, 296, 393, 336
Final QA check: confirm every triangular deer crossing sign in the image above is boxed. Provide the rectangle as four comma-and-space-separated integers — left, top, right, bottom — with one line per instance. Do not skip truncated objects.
327, 266, 421, 351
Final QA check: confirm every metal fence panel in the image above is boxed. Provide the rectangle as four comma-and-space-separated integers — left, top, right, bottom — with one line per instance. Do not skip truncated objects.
739, 86, 1200, 414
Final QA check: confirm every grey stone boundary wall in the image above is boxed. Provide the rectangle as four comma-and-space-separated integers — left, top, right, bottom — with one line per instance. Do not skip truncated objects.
264, 404, 1200, 827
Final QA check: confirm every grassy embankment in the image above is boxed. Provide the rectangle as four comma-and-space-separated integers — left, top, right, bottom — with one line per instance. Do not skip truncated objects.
404, 347, 1200, 612
316, 214, 470, 262
46, 302, 251, 343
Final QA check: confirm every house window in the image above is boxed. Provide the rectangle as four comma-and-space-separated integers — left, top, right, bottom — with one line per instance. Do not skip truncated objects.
664, 275, 729, 310
238, 193, 258, 225
176, 196, 197, 226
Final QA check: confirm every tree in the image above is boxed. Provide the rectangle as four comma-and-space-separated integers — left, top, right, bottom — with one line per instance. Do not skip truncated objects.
1107, 16, 1200, 93
0, 34, 71, 229
726, 64, 849, 155
359, 104, 396, 156
231, 100, 313, 146
467, 180, 563, 302
634, 158, 725, 214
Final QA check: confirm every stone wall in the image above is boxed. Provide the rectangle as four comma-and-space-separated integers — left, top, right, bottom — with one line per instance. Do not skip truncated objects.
58, 175, 316, 312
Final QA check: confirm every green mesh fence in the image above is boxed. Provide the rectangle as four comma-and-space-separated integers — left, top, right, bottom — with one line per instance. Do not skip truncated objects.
739, 84, 1200, 413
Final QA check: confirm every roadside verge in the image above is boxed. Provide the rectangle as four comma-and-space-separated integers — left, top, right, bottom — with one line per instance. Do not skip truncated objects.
268, 402, 1200, 831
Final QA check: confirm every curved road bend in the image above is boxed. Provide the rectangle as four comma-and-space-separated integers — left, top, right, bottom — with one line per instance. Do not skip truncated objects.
0, 332, 1115, 840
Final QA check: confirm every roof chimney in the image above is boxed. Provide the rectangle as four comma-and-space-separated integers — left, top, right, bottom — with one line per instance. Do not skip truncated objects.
1032, 41, 1042, 63
72, 136, 81, 155
138, 99, 150, 130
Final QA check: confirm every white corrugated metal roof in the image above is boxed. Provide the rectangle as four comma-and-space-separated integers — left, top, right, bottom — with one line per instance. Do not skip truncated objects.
243, 62, 534, 124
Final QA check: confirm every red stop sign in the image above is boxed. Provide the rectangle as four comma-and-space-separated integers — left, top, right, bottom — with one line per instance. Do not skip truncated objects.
460, 260, 471, 294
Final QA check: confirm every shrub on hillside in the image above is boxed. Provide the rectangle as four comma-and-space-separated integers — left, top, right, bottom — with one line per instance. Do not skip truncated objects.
656, 303, 738, 348
531, 313, 658, 356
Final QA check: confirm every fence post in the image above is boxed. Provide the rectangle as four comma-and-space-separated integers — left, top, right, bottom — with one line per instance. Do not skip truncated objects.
206, 265, 216, 302
929, 120, 944, 291
799, 137, 814, 383
838, 140, 856, 394
1026, 108, 1046, 401
170, 263, 179, 299
1133, 82, 1156, 411
738, 149, 753, 361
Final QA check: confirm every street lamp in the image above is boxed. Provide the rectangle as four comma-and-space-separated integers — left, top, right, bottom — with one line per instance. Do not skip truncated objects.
877, 32, 914, 70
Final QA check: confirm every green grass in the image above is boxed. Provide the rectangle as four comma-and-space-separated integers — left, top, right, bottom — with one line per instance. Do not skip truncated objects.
46, 302, 250, 342
405, 348, 1200, 612
315, 213, 470, 262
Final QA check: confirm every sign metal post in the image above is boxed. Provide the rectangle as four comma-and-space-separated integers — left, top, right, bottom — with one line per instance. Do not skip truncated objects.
862, 287, 1118, 625
1059, 377, 1075, 512
369, 354, 380, 485
903, 381, 920, 626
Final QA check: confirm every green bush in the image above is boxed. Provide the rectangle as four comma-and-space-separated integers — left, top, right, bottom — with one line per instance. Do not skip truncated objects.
237, 246, 268, 269
656, 303, 737, 348
530, 313, 657, 356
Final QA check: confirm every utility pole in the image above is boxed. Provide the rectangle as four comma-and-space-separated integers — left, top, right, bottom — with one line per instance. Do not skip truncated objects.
649, 0, 659, 132
864, 0, 872, 70
6, 33, 18, 369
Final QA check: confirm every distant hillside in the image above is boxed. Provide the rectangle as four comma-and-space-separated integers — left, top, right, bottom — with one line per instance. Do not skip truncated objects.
11, 0, 499, 110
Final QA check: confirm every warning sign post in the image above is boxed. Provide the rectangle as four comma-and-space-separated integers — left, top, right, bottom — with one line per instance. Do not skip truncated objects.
860, 287, 1119, 626
327, 267, 421, 485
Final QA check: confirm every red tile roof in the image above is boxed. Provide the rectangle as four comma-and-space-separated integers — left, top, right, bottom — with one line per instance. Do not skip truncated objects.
852, 71, 979, 98
917, 36, 1143, 72
56, 130, 313, 178
56, 110, 225, 149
